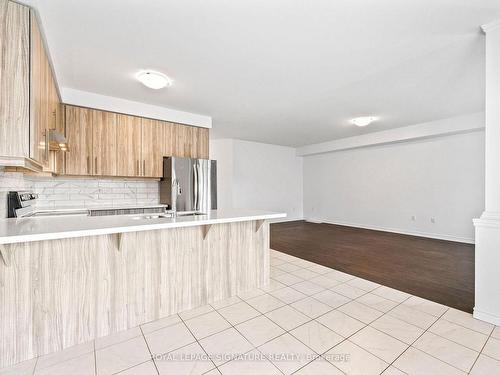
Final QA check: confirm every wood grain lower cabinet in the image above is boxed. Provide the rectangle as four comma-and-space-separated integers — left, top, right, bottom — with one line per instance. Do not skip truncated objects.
0, 0, 30, 159
116, 114, 142, 177
92, 110, 117, 176
64, 106, 92, 175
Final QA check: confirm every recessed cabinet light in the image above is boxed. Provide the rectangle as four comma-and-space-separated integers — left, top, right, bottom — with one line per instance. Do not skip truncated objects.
136, 70, 172, 90
351, 116, 377, 127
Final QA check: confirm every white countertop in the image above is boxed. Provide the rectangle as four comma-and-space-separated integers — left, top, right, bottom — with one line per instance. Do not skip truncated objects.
0, 209, 286, 245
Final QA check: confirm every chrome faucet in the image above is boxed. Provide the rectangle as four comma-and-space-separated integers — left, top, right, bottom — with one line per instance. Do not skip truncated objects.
171, 178, 181, 217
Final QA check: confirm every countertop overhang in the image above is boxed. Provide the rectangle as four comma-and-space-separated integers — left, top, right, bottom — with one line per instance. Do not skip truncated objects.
0, 209, 286, 245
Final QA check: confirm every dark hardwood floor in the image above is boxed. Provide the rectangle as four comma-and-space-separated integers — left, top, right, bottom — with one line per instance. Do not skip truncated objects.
270, 220, 475, 313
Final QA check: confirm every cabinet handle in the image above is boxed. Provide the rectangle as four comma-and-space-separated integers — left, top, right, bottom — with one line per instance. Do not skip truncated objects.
136, 160, 139, 175
94, 157, 98, 175
87, 156, 90, 174
44, 130, 49, 162
143, 160, 146, 176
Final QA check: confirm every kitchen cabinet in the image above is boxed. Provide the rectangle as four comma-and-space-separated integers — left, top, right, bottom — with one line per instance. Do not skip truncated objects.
62, 105, 208, 178
65, 106, 92, 175
142, 119, 172, 178
116, 114, 142, 177
0, 0, 31, 163
92, 110, 117, 176
0, 0, 61, 172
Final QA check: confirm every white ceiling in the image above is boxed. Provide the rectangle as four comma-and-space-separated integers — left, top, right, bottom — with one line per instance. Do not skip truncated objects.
30, 0, 500, 147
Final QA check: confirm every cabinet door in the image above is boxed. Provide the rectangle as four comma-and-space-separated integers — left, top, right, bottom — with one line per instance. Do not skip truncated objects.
65, 105, 92, 175
92, 110, 117, 176
196, 127, 209, 159
0, 0, 30, 158
141, 119, 169, 178
173, 123, 194, 158
116, 114, 142, 177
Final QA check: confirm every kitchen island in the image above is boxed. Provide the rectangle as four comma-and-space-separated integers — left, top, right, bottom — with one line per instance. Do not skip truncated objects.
0, 209, 285, 368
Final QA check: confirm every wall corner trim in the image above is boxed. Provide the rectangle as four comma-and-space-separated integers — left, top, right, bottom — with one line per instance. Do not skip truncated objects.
296, 112, 485, 157
481, 19, 500, 34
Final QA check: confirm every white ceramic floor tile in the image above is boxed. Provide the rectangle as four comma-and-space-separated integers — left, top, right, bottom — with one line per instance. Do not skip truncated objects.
291, 297, 333, 318
382, 366, 406, 375
154, 342, 214, 375
441, 308, 494, 335
246, 294, 285, 313
290, 320, 344, 354
237, 288, 266, 300
324, 270, 356, 282
270, 286, 307, 304
372, 286, 411, 303
316, 310, 365, 338
388, 304, 438, 329
492, 326, 500, 339
483, 337, 500, 361
350, 326, 408, 363
210, 295, 242, 310
356, 292, 398, 313
218, 302, 260, 325
312, 290, 350, 308
308, 275, 341, 288
331, 283, 367, 299
0, 358, 36, 375
266, 305, 310, 331
119, 361, 157, 375
34, 352, 95, 375
259, 333, 317, 375
270, 267, 287, 278
402, 295, 449, 317
217, 349, 280, 375
307, 264, 334, 275
393, 347, 464, 375
236, 315, 285, 347
275, 263, 302, 272
413, 332, 479, 372
470, 354, 500, 375
179, 304, 214, 321
272, 273, 304, 286
95, 327, 142, 350
429, 318, 488, 351
183, 311, 231, 339
291, 268, 319, 280
325, 340, 388, 375
338, 301, 384, 324
260, 279, 286, 292
291, 280, 326, 295
347, 278, 380, 292
145, 322, 195, 355
95, 336, 151, 375
294, 357, 344, 374
370, 314, 424, 345
35, 341, 94, 370
140, 314, 182, 335
199, 328, 253, 366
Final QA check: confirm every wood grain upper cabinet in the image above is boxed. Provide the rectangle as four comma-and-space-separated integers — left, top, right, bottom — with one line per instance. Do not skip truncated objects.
196, 127, 209, 159
0, 0, 30, 159
65, 106, 92, 175
92, 110, 117, 176
116, 114, 142, 177
141, 119, 172, 178
173, 124, 209, 159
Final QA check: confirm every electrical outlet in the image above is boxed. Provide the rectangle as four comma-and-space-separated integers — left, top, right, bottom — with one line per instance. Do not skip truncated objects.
411, 215, 416, 221
431, 217, 435, 223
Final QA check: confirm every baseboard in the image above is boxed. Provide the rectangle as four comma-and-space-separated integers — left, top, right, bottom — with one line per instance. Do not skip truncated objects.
304, 217, 475, 244
474, 308, 500, 326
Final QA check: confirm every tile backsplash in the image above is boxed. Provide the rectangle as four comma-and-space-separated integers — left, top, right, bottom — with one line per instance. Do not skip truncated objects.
0, 170, 160, 218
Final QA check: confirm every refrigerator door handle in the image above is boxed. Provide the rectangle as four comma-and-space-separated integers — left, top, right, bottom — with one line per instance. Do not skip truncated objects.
193, 162, 199, 211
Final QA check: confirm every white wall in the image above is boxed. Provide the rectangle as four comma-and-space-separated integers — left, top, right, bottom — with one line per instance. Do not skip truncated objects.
210, 139, 303, 221
303, 131, 485, 243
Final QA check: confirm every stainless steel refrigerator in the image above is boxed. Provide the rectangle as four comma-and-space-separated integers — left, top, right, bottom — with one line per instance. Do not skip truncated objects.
160, 157, 217, 213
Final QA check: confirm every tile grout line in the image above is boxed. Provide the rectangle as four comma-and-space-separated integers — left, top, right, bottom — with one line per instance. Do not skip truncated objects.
468, 327, 495, 374
138, 325, 160, 375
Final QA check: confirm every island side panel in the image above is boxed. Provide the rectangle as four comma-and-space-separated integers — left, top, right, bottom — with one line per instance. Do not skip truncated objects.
0, 220, 270, 368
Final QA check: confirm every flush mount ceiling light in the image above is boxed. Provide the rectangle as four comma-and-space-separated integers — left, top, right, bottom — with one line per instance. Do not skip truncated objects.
136, 70, 172, 89
350, 116, 377, 127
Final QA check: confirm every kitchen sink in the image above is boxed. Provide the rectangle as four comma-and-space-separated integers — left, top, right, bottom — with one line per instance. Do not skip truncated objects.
131, 214, 172, 220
